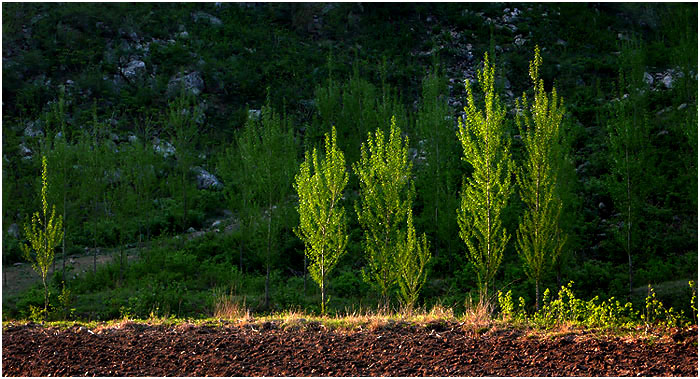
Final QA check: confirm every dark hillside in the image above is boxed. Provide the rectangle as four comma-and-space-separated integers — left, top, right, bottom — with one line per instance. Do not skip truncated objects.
2, 3, 697, 320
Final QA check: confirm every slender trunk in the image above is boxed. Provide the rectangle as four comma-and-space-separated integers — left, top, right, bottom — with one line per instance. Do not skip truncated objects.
320, 254, 325, 315
43, 275, 48, 315
626, 142, 633, 301
303, 254, 307, 297
61, 227, 66, 282
239, 240, 243, 273
535, 279, 540, 312
62, 189, 66, 283
265, 203, 272, 308
182, 168, 187, 234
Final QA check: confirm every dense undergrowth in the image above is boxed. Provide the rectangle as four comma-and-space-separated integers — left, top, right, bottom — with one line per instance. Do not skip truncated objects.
2, 3, 697, 324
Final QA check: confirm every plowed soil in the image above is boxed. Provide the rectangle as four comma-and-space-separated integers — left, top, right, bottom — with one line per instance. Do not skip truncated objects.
2, 322, 697, 376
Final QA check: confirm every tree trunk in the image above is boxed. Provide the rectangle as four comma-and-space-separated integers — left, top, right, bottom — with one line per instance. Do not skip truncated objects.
303, 255, 307, 297
239, 240, 243, 273
320, 254, 325, 314
627, 156, 633, 301
182, 169, 188, 234
265, 205, 272, 309
62, 226, 66, 283
535, 279, 540, 312
42, 275, 49, 315
62, 189, 67, 283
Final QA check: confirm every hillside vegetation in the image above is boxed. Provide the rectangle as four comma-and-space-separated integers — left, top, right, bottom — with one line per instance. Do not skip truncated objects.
2, 3, 697, 323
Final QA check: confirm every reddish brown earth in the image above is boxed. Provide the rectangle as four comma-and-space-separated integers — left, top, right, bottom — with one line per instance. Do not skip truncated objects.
2, 321, 697, 376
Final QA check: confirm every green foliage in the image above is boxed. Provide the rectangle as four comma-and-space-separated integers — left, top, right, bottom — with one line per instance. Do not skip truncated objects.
414, 67, 461, 278
642, 285, 686, 329
312, 58, 406, 166
397, 209, 431, 309
237, 98, 297, 307
497, 289, 514, 321
515, 46, 566, 310
294, 126, 349, 314
606, 40, 654, 297
57, 281, 75, 320
353, 116, 414, 307
456, 52, 513, 301
499, 281, 692, 330
21, 156, 64, 315
690, 281, 698, 324
167, 87, 203, 232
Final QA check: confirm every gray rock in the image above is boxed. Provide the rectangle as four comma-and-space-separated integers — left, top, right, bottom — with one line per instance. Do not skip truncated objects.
24, 121, 44, 138
187, 227, 196, 233
7, 223, 19, 239
192, 11, 222, 26
514, 35, 526, 47
128, 134, 139, 143
19, 143, 32, 157
121, 60, 146, 81
643, 72, 654, 86
248, 109, 261, 120
154, 140, 176, 158
678, 103, 687, 110
662, 74, 673, 89
211, 220, 222, 228
192, 166, 222, 190
110, 132, 121, 144
168, 71, 205, 97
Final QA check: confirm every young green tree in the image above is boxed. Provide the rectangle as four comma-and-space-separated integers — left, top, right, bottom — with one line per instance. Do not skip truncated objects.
238, 101, 297, 308
414, 67, 460, 269
44, 86, 73, 282
167, 87, 202, 233
129, 121, 159, 252
79, 103, 108, 273
607, 45, 653, 300
397, 208, 431, 310
294, 126, 348, 314
456, 52, 513, 302
21, 155, 64, 315
217, 141, 254, 273
354, 116, 414, 308
515, 46, 566, 311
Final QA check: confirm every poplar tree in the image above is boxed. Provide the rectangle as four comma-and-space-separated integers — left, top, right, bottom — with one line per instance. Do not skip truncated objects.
21, 156, 64, 316
515, 46, 566, 310
80, 104, 107, 273
294, 126, 348, 314
607, 42, 652, 299
457, 52, 513, 302
415, 68, 459, 262
167, 87, 202, 233
217, 136, 254, 273
354, 116, 413, 308
45, 86, 72, 282
238, 101, 297, 308
397, 208, 431, 310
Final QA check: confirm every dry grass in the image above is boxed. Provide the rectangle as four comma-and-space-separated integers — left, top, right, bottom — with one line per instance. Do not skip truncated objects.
212, 287, 249, 321
461, 296, 495, 330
